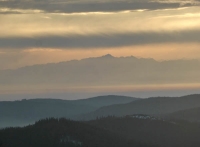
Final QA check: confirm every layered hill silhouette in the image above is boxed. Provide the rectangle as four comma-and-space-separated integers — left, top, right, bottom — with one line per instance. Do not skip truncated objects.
1, 54, 200, 87
78, 94, 200, 120
2, 94, 200, 128
0, 95, 137, 128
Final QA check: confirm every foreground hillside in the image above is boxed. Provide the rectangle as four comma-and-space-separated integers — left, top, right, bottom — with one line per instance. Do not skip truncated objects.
88, 116, 200, 147
2, 117, 200, 147
0, 95, 137, 128
79, 94, 200, 120
0, 118, 153, 147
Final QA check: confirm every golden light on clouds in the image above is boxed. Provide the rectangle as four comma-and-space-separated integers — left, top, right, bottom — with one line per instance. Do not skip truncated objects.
0, 7, 200, 37
0, 7, 44, 13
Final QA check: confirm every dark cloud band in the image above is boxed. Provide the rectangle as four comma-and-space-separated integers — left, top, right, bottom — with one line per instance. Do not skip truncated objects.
0, 0, 194, 14
1, 30, 200, 49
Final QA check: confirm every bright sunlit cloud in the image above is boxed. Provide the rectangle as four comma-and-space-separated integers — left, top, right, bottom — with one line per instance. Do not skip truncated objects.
0, 7, 44, 13
0, 7, 200, 38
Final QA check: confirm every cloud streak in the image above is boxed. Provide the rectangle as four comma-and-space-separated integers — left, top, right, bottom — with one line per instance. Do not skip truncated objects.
1, 6, 200, 50
1, 30, 200, 49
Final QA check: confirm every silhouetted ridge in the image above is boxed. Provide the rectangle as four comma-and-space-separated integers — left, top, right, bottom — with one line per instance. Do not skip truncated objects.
101, 54, 114, 58
1, 54, 200, 87
78, 94, 200, 120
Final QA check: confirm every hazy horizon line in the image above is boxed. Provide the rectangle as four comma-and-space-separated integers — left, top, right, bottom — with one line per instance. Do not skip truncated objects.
1, 93, 200, 102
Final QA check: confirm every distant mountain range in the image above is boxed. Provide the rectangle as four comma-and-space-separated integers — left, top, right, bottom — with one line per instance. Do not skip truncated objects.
1, 54, 200, 88
0, 95, 137, 128
78, 94, 200, 120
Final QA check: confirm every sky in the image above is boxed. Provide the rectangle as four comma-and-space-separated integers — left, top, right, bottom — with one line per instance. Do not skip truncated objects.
1, 0, 200, 100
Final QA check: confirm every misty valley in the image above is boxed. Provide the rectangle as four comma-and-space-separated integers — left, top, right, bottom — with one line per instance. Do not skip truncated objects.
1, 94, 200, 147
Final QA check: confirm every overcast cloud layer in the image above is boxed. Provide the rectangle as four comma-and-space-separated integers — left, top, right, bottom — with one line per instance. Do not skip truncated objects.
1, 6, 200, 49
1, 0, 200, 68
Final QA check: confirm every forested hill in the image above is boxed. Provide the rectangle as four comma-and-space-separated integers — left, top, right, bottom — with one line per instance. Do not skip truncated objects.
88, 116, 200, 147
79, 94, 200, 120
2, 116, 200, 147
164, 107, 200, 122
0, 118, 153, 147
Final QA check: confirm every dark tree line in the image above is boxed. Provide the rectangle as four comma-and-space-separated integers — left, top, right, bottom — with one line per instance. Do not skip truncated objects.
3, 116, 200, 147
0, 117, 153, 147
89, 116, 200, 147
